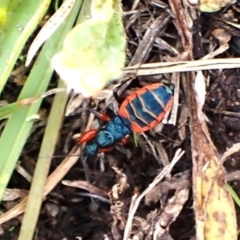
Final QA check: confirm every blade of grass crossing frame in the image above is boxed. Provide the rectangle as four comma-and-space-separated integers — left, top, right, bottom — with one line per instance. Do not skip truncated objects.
18, 80, 68, 240
19, 2, 84, 239
0, 0, 51, 93
0, 0, 83, 202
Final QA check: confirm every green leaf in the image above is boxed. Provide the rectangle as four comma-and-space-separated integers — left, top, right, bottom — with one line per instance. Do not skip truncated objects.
52, 0, 126, 97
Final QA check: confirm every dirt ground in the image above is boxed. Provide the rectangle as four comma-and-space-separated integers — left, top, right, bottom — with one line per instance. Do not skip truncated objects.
1, 0, 240, 239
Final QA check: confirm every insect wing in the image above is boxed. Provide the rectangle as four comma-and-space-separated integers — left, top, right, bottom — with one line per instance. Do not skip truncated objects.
119, 83, 173, 132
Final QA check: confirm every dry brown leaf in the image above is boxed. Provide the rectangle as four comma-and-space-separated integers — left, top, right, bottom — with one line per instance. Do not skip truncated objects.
61, 180, 109, 198
166, 0, 237, 237
190, 71, 237, 240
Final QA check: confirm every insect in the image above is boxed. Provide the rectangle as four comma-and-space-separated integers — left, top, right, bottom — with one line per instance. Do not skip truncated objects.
79, 83, 173, 155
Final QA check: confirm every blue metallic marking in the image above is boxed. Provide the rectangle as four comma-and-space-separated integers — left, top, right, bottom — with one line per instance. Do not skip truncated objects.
84, 116, 131, 155
124, 86, 172, 128
144, 86, 172, 117
130, 96, 156, 124
125, 102, 147, 127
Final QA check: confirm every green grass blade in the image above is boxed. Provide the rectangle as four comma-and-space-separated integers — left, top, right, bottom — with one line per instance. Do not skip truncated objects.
0, 0, 51, 93
18, 81, 68, 240
0, 102, 27, 120
18, 1, 83, 239
0, 0, 82, 202
0, 89, 65, 120
226, 184, 240, 207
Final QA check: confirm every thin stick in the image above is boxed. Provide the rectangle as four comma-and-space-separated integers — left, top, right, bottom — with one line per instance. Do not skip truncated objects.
123, 148, 185, 240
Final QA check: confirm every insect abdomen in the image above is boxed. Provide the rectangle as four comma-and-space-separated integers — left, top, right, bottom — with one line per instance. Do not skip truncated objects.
119, 83, 173, 132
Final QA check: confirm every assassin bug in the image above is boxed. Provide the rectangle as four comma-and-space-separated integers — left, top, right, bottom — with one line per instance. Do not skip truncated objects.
79, 83, 173, 155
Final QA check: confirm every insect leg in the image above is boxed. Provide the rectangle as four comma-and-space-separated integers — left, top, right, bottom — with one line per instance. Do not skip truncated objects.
79, 129, 98, 143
